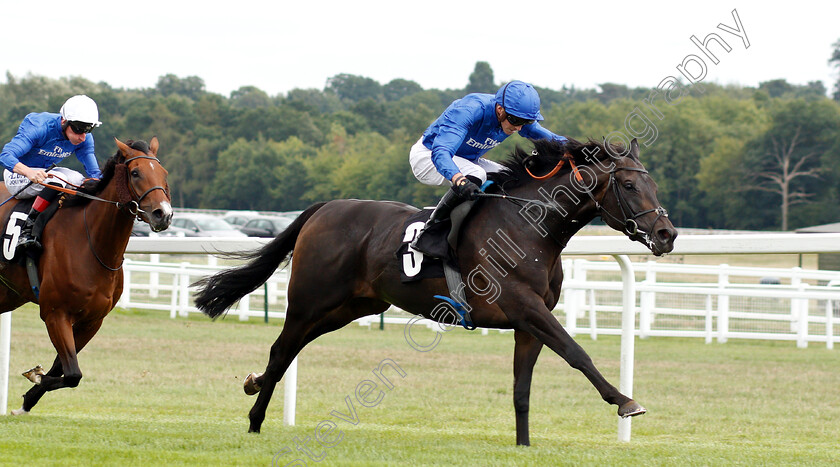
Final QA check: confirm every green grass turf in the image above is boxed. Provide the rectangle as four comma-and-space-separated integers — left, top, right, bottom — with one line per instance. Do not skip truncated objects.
2, 304, 839, 466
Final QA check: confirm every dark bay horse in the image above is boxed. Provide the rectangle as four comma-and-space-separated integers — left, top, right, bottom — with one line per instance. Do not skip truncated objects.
194, 137, 677, 445
0, 137, 172, 415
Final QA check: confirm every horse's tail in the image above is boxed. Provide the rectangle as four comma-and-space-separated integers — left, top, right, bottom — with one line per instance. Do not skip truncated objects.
192, 202, 329, 318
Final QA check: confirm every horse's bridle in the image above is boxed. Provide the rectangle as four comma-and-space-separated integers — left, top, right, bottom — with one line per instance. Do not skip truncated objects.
584, 165, 669, 246
121, 154, 170, 217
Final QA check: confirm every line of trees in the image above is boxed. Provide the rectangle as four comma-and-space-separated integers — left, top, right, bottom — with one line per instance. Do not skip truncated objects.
2, 57, 840, 231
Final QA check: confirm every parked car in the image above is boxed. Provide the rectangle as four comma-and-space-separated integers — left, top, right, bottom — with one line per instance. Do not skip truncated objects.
170, 213, 248, 237
131, 219, 196, 237
221, 210, 261, 230
278, 210, 303, 220
238, 215, 294, 238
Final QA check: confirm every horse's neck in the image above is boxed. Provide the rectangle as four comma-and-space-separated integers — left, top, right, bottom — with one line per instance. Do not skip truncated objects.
80, 183, 134, 256
506, 176, 601, 248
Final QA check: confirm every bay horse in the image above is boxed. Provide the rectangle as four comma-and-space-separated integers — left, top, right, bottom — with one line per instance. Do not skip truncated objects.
0, 137, 172, 415
194, 137, 677, 445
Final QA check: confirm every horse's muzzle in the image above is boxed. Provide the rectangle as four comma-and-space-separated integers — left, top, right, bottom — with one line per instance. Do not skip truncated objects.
145, 201, 173, 232
651, 226, 678, 256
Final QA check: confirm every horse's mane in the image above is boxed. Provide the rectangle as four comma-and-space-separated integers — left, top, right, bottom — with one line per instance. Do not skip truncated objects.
489, 137, 629, 189
61, 140, 150, 208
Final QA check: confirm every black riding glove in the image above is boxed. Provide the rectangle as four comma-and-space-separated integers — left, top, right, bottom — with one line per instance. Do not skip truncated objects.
452, 176, 480, 200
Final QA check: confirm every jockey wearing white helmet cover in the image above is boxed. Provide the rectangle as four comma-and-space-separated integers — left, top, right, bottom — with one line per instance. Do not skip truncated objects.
0, 94, 103, 252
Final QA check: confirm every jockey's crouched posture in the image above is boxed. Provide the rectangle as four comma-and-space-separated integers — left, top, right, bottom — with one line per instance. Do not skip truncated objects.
408, 80, 568, 257
0, 95, 103, 252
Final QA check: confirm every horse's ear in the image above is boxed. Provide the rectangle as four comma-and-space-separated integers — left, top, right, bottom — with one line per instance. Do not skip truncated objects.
629, 138, 640, 160
114, 137, 130, 156
150, 136, 159, 156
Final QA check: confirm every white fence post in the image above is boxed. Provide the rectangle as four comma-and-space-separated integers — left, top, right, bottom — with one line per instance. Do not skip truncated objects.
796, 280, 809, 349
575, 260, 587, 320
614, 254, 636, 442
705, 295, 714, 344
826, 300, 834, 350
639, 260, 656, 339
717, 264, 730, 343
169, 270, 179, 319
565, 259, 587, 337
150, 253, 160, 299
284, 357, 298, 426
119, 260, 132, 309
178, 263, 190, 317
790, 267, 802, 334
239, 294, 251, 321
0, 312, 10, 415
588, 289, 598, 340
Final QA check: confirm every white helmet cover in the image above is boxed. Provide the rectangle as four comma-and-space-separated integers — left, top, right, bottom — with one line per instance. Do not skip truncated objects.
60, 95, 102, 127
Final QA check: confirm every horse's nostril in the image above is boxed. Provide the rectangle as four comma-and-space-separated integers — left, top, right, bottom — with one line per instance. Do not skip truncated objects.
657, 228, 675, 242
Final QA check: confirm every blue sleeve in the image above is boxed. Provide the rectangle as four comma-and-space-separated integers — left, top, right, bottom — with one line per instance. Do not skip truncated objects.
519, 122, 567, 143
0, 115, 43, 172
75, 135, 102, 179
430, 105, 475, 182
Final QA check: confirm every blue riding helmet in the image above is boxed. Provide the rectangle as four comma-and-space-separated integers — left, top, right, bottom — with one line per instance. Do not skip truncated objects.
494, 81, 544, 121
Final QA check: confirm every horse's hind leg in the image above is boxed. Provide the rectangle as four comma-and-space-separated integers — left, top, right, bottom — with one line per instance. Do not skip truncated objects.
248, 298, 389, 433
18, 317, 103, 413
512, 330, 544, 446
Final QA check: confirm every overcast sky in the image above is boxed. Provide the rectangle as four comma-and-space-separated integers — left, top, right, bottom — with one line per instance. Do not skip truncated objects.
2, 1, 838, 97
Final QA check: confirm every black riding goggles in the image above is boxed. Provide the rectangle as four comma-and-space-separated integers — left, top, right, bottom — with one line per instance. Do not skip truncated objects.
68, 121, 96, 134
505, 112, 535, 127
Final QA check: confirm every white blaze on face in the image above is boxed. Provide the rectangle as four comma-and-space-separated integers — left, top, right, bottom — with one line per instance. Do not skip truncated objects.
160, 201, 173, 219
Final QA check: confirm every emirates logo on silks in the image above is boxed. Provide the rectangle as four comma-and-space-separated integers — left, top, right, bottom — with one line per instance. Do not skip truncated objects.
464, 137, 501, 150
36, 146, 72, 158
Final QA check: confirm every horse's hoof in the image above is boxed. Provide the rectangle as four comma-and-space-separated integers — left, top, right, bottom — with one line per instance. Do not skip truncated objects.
22, 365, 45, 384
10, 407, 29, 416
618, 400, 647, 418
243, 372, 263, 395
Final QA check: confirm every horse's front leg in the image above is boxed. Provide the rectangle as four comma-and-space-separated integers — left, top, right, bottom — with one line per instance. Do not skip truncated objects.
13, 355, 62, 414
16, 316, 103, 413
512, 329, 544, 446
509, 295, 644, 417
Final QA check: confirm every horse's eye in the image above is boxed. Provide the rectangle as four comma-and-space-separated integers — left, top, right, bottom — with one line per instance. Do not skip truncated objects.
131, 169, 140, 178
623, 181, 635, 190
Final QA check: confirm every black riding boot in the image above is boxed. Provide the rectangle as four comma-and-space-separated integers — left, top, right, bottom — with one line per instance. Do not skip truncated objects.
409, 188, 466, 258
18, 185, 60, 252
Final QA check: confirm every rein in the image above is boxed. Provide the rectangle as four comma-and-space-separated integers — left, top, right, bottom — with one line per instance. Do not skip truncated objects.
525, 151, 584, 182
39, 154, 168, 219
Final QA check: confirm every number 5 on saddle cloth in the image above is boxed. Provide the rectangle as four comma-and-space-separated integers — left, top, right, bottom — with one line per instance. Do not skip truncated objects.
0, 197, 60, 263
0, 195, 62, 300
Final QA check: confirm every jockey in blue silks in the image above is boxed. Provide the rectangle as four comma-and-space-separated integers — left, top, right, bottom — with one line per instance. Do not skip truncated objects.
0, 95, 103, 251
408, 80, 568, 257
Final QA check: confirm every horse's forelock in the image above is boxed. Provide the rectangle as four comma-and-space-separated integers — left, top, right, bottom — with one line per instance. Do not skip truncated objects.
127, 139, 151, 154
